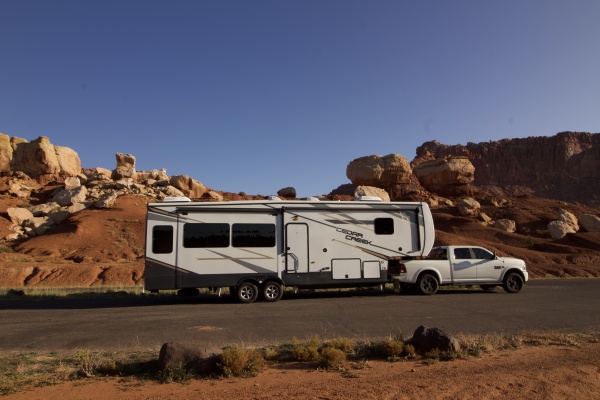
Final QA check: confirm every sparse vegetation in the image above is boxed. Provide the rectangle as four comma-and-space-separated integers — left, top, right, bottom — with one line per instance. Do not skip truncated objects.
0, 330, 598, 395
219, 347, 265, 377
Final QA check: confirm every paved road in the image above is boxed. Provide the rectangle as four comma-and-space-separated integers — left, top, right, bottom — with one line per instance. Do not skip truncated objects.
1, 279, 599, 351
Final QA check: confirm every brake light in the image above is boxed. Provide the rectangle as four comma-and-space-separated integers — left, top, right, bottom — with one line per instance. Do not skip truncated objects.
400, 263, 407, 273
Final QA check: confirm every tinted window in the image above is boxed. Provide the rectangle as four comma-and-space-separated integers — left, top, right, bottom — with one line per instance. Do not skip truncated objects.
232, 223, 276, 247
374, 218, 394, 235
454, 248, 472, 259
152, 225, 173, 254
184, 223, 229, 248
472, 248, 494, 260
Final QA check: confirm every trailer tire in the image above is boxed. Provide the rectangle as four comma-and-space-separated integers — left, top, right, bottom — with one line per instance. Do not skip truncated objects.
237, 282, 259, 303
502, 272, 524, 294
262, 281, 283, 302
417, 273, 439, 295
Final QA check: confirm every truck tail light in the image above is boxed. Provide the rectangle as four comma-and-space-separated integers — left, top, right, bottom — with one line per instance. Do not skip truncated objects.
400, 263, 407, 273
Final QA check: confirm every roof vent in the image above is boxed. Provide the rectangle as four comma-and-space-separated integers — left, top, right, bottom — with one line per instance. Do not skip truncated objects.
267, 196, 282, 201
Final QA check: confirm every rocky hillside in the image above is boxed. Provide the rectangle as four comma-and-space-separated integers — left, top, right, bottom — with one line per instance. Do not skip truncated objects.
0, 132, 599, 288
412, 131, 600, 207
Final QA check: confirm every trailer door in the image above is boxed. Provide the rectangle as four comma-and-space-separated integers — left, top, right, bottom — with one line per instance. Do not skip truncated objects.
144, 211, 179, 290
285, 223, 309, 273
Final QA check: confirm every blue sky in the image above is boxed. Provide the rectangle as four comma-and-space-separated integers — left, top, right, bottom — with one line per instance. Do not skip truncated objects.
1, 0, 599, 197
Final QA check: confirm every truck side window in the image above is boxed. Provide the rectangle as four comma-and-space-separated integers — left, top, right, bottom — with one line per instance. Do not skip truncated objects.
183, 223, 230, 248
472, 248, 494, 260
454, 248, 472, 259
152, 225, 173, 254
374, 218, 394, 234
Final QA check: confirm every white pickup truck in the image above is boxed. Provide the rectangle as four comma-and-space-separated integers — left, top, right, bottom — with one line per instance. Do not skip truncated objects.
391, 246, 528, 295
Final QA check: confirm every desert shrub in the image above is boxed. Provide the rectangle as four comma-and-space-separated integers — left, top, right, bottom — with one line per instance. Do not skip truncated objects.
74, 350, 101, 378
319, 347, 346, 369
262, 347, 280, 362
381, 339, 404, 358
424, 348, 441, 360
323, 337, 355, 353
402, 344, 416, 358
0, 244, 14, 253
220, 347, 265, 377
290, 337, 320, 362
157, 363, 193, 383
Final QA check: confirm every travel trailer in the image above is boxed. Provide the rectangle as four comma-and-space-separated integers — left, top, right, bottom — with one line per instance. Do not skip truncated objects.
144, 197, 435, 303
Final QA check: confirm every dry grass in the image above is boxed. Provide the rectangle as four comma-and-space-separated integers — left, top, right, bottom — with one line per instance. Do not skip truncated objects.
1, 330, 598, 395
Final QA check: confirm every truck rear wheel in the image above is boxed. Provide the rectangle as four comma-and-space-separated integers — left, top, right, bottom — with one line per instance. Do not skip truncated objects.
262, 281, 283, 302
502, 272, 524, 293
237, 282, 259, 303
417, 273, 439, 295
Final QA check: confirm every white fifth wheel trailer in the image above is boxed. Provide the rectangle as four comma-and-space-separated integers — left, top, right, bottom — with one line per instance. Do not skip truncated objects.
144, 197, 435, 303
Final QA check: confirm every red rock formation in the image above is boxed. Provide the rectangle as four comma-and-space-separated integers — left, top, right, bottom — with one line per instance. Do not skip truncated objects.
413, 132, 600, 206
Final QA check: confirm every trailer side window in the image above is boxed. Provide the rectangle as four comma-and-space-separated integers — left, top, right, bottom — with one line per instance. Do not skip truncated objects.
152, 225, 173, 254
232, 223, 276, 247
183, 223, 230, 248
374, 218, 394, 235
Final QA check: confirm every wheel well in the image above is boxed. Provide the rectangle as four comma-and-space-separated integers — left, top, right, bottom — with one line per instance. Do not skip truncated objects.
416, 270, 441, 284
503, 269, 526, 281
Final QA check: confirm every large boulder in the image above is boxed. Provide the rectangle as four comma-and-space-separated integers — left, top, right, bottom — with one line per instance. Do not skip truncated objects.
12, 136, 61, 177
277, 187, 296, 198
548, 220, 576, 239
54, 145, 82, 177
579, 214, 600, 232
158, 342, 221, 374
0, 133, 12, 173
413, 156, 475, 196
137, 168, 169, 182
7, 207, 34, 226
354, 185, 390, 202
112, 153, 137, 180
407, 325, 460, 353
458, 197, 481, 216
494, 219, 516, 232
52, 186, 88, 207
346, 154, 412, 194
558, 209, 579, 231
10, 136, 81, 177
169, 175, 207, 198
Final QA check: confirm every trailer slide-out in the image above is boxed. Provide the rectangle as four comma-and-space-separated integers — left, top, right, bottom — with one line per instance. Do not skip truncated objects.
144, 197, 435, 303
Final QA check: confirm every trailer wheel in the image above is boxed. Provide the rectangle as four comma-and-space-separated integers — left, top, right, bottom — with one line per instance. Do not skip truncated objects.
502, 272, 524, 293
237, 282, 259, 303
263, 281, 283, 302
417, 273, 439, 295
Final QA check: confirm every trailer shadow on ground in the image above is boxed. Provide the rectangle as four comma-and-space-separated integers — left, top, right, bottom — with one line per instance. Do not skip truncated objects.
0, 286, 505, 310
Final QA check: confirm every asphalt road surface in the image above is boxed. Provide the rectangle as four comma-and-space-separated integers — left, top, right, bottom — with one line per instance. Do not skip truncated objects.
1, 279, 599, 351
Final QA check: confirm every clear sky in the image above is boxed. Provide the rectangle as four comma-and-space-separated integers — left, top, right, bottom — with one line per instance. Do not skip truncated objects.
1, 0, 599, 197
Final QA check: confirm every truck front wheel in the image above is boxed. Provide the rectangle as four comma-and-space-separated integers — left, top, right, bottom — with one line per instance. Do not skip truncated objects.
417, 273, 439, 295
502, 272, 524, 293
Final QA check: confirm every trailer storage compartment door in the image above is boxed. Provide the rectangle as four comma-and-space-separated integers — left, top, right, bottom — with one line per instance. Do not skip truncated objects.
363, 261, 381, 279
332, 259, 361, 279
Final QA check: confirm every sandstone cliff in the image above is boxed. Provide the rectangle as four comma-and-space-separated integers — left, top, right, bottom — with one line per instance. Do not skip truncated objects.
413, 132, 600, 206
